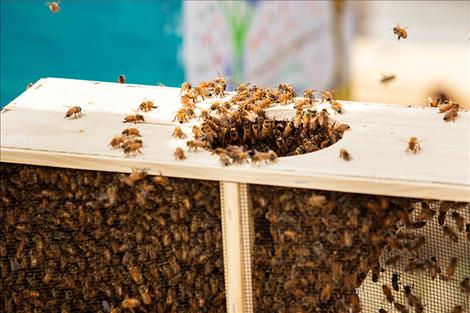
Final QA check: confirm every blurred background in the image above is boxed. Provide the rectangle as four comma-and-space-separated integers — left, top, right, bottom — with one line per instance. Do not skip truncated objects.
1, 0, 469, 108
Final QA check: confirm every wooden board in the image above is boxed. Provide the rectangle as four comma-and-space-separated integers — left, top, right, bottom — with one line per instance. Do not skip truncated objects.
1, 77, 469, 201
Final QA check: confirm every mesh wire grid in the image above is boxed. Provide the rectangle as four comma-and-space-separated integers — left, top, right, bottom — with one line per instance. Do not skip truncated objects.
248, 184, 470, 313
0, 163, 226, 313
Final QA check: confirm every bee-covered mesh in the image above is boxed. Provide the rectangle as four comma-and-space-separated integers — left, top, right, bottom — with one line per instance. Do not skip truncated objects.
248, 184, 470, 313
0, 163, 226, 313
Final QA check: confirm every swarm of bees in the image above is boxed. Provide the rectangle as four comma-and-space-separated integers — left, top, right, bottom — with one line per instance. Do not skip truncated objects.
250, 184, 469, 313
173, 78, 349, 166
0, 163, 226, 313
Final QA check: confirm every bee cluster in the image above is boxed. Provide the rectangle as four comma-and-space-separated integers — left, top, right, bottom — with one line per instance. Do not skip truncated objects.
249, 185, 469, 313
0, 163, 226, 313
175, 79, 349, 165
428, 96, 461, 122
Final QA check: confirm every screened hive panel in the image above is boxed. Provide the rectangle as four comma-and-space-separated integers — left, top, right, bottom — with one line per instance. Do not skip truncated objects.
1, 78, 469, 201
0, 163, 226, 313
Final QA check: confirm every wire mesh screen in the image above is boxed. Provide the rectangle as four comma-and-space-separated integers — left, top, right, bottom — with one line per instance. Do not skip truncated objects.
248, 184, 469, 313
0, 163, 226, 313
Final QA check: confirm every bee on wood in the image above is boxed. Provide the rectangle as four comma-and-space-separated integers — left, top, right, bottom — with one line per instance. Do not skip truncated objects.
339, 148, 352, 161
187, 140, 208, 151
335, 123, 350, 132
229, 148, 250, 164
26, 82, 34, 89
460, 277, 470, 294
252, 150, 277, 165
173, 108, 194, 123
331, 100, 343, 113
122, 298, 140, 310
181, 82, 192, 94
123, 114, 144, 123
172, 126, 187, 139
393, 25, 408, 40
428, 96, 441, 107
192, 125, 204, 140
382, 284, 394, 303
451, 211, 465, 231
121, 127, 141, 137
218, 153, 231, 166
303, 89, 317, 103
123, 141, 143, 156
443, 107, 459, 122
118, 74, 126, 84
109, 135, 125, 148
439, 100, 460, 113
139, 100, 157, 112
121, 169, 147, 186
65, 106, 82, 119
321, 90, 335, 103
174, 147, 186, 160
406, 137, 421, 154
451, 305, 463, 313
380, 74, 396, 85
391, 272, 400, 291
443, 225, 459, 243
47, 1, 60, 14
181, 94, 197, 108
394, 302, 409, 313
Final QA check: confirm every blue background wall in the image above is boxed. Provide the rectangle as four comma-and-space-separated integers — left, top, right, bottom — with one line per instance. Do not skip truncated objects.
0, 0, 184, 108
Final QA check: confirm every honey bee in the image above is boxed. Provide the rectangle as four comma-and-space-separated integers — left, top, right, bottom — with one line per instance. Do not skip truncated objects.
371, 262, 381, 282
118, 74, 126, 84
339, 148, 352, 161
174, 147, 186, 160
320, 282, 332, 302
442, 257, 458, 281
138, 285, 152, 305
394, 302, 409, 313
123, 141, 142, 156
187, 140, 208, 151
218, 153, 231, 166
251, 150, 277, 165
331, 100, 343, 113
172, 126, 187, 139
393, 25, 408, 40
123, 114, 144, 123
439, 100, 460, 113
427, 256, 441, 280
192, 125, 204, 140
382, 284, 394, 303
121, 127, 141, 137
428, 96, 441, 107
321, 90, 335, 103
121, 169, 147, 186
139, 100, 157, 112
451, 211, 465, 231
235, 82, 250, 93
229, 148, 250, 164
303, 89, 317, 102
404, 284, 421, 308
65, 106, 82, 119
173, 108, 195, 123
109, 135, 125, 148
181, 82, 192, 93
122, 298, 140, 309
461, 277, 470, 294
443, 225, 459, 242
380, 74, 396, 85
451, 305, 463, 313
391, 272, 400, 291
417, 201, 436, 221
406, 137, 421, 154
26, 82, 34, 89
47, 1, 60, 14
181, 94, 197, 108
443, 107, 459, 122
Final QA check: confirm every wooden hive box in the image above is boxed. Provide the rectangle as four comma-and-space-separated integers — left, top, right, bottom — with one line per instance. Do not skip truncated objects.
1, 78, 469, 313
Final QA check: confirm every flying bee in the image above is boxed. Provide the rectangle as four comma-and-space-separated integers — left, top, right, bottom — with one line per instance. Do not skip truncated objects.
65, 106, 82, 119
451, 211, 465, 231
139, 100, 157, 112
391, 272, 400, 291
121, 169, 147, 186
121, 127, 141, 137
393, 25, 408, 40
331, 100, 343, 113
47, 1, 60, 14
172, 126, 187, 139
382, 285, 394, 303
339, 148, 352, 161
109, 135, 125, 148
443, 226, 459, 242
117, 74, 125, 83
123, 114, 144, 123
406, 136, 421, 153
174, 147, 186, 160
441, 257, 458, 281
380, 74, 396, 85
